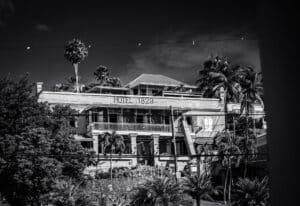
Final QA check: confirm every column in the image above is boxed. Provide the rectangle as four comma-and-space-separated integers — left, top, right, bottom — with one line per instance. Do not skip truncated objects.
88, 110, 92, 124
92, 134, 99, 155
129, 133, 138, 167
152, 134, 160, 166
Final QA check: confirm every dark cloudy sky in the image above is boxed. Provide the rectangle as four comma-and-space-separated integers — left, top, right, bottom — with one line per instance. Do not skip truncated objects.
0, 0, 260, 89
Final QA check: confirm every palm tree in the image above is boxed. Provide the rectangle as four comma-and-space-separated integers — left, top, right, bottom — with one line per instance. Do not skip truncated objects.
214, 130, 243, 205
94, 65, 109, 85
232, 176, 270, 206
197, 56, 241, 129
182, 173, 215, 206
102, 131, 126, 182
64, 39, 88, 93
238, 67, 263, 177
130, 176, 183, 206
86, 65, 122, 90
198, 143, 214, 175
106, 77, 122, 87
234, 116, 258, 178
239, 67, 264, 116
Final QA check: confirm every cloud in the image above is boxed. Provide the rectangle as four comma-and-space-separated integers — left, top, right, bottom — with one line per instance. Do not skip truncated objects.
35, 23, 51, 32
125, 30, 261, 85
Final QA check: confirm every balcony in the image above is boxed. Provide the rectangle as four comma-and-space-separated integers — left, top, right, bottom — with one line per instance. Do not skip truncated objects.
88, 122, 172, 133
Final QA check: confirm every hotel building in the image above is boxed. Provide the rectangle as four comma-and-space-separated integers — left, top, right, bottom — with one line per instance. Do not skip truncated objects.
37, 73, 265, 173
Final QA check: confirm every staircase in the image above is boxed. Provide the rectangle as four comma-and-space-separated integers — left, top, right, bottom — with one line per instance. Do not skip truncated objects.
181, 118, 196, 155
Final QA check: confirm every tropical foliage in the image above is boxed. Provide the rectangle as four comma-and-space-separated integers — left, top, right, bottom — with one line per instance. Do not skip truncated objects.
86, 65, 122, 89
130, 176, 183, 206
238, 67, 264, 115
64, 39, 88, 93
182, 173, 216, 206
232, 176, 270, 206
197, 56, 241, 101
45, 177, 94, 206
214, 130, 243, 205
101, 131, 126, 181
64, 39, 88, 64
197, 56, 243, 129
53, 76, 84, 92
94, 65, 109, 84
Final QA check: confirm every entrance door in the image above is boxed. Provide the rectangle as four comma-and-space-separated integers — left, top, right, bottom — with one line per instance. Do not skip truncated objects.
137, 138, 154, 166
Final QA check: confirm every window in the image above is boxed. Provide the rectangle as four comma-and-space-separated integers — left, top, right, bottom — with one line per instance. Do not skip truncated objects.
176, 140, 188, 155
164, 110, 170, 125
140, 89, 146, 95
204, 117, 213, 131
109, 114, 118, 123
123, 109, 135, 123
151, 110, 163, 124
136, 115, 144, 123
159, 138, 187, 155
159, 138, 172, 155
108, 108, 121, 123
186, 116, 192, 125
123, 137, 132, 154
92, 112, 98, 122
136, 109, 150, 123
133, 89, 138, 95
152, 89, 161, 96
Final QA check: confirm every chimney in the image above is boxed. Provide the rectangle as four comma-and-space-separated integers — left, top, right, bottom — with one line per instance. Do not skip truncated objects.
36, 82, 43, 94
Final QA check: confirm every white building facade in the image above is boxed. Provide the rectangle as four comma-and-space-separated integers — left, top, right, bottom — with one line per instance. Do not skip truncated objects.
37, 74, 265, 173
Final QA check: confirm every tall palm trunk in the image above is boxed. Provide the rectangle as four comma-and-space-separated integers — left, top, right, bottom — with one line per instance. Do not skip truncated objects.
244, 95, 249, 178
73, 63, 79, 93
223, 90, 228, 130
110, 151, 113, 182
228, 164, 232, 205
196, 196, 201, 206
224, 166, 229, 205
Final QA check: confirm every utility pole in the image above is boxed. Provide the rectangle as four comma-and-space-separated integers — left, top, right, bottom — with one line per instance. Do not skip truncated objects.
170, 106, 178, 182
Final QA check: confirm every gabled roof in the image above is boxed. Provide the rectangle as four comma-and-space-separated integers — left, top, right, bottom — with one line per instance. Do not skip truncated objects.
125, 73, 197, 88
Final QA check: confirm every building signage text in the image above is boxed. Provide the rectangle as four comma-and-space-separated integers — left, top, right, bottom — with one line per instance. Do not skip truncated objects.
113, 96, 154, 105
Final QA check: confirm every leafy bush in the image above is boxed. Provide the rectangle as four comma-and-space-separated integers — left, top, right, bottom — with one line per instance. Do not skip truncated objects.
45, 177, 94, 206
95, 171, 110, 179
95, 167, 131, 179
130, 176, 184, 206
0, 75, 94, 205
232, 176, 270, 206
182, 173, 216, 206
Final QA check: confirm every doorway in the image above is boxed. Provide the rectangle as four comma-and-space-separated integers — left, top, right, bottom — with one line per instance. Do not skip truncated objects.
137, 137, 154, 166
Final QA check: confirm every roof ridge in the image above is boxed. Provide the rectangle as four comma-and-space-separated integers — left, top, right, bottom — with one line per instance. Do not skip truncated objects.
125, 73, 194, 88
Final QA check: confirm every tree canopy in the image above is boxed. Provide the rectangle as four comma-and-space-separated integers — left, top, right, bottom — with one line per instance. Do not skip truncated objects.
0, 74, 94, 205
64, 39, 88, 65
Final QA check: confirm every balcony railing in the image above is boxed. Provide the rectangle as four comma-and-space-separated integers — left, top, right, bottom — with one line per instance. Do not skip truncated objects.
88, 122, 172, 133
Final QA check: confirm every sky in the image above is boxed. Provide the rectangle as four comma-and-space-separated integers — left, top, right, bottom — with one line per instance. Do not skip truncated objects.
0, 0, 261, 89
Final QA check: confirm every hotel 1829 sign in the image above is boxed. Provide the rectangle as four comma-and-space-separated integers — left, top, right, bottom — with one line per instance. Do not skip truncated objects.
113, 96, 154, 105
